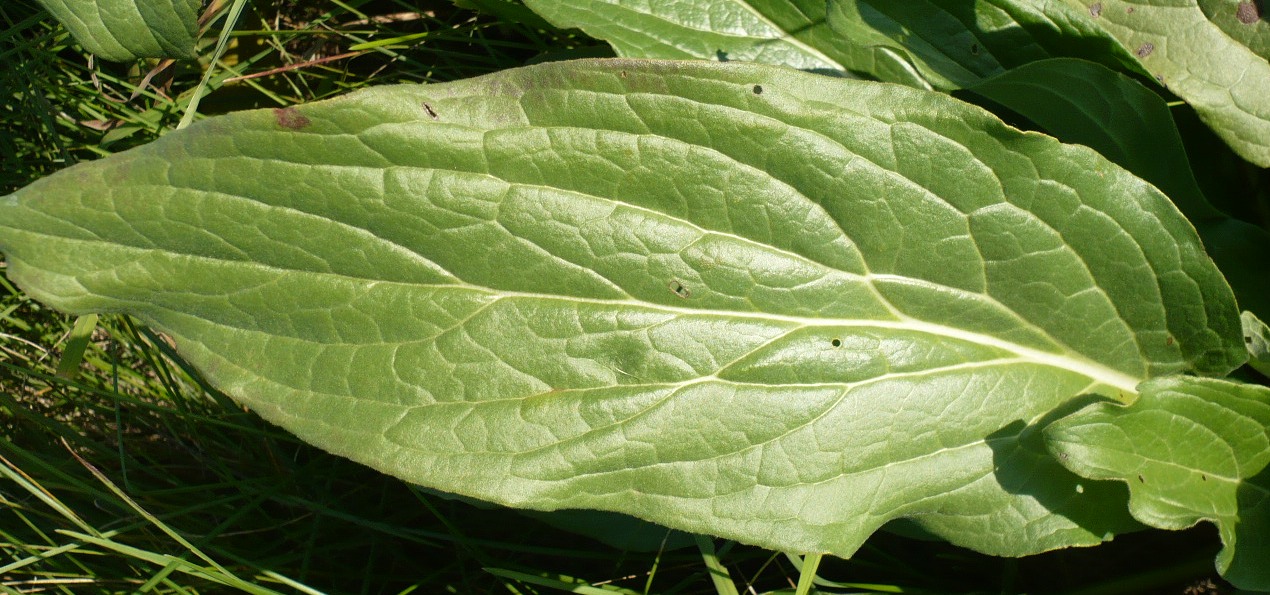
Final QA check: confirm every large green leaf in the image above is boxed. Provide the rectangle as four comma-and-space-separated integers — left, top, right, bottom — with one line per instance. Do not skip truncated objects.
1060, 0, 1270, 166
36, 0, 200, 62
1046, 376, 1270, 590
966, 58, 1270, 320
0, 59, 1245, 558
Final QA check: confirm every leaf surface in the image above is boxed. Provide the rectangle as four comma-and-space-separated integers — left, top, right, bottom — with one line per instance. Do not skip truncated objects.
1046, 376, 1270, 590
0, 59, 1244, 557
36, 0, 200, 62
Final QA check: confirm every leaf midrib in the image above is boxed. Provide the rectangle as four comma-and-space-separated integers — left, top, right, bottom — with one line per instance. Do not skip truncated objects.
13, 230, 1143, 397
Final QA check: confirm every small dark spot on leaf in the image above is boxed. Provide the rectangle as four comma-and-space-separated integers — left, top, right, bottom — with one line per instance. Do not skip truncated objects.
1166, 336, 1175, 346
831, 338, 842, 348
1060, 452, 1069, 460
1136, 42, 1155, 58
1237, 1, 1261, 23
620, 70, 628, 78
423, 102, 438, 120
1090, 2, 1103, 17
970, 43, 980, 56
274, 107, 310, 130
1138, 474, 1146, 483
1126, 6, 1135, 13
1202, 474, 1208, 481
716, 49, 730, 62
752, 84, 763, 95
1247, 336, 1255, 344
668, 280, 691, 299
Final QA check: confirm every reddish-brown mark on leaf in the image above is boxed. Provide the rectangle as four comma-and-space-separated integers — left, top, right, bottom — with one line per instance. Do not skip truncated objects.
1126, 6, 1135, 13
1136, 42, 1155, 58
274, 107, 310, 130
1237, 1, 1261, 23
1166, 336, 1175, 346
423, 102, 439, 120
1090, 2, 1103, 17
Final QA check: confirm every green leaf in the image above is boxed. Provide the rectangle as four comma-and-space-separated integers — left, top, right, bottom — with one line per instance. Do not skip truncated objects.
518, 0, 854, 74
1245, 311, 1270, 378
824, 0, 1143, 89
1046, 376, 1270, 590
0, 59, 1245, 558
1064, 0, 1270, 166
36, 0, 200, 62
966, 58, 1270, 321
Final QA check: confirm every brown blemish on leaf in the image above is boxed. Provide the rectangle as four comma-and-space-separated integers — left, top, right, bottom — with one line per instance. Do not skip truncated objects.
1136, 42, 1155, 58
423, 102, 439, 120
1237, 1, 1261, 23
274, 107, 310, 130
1090, 2, 1103, 17
1126, 6, 1135, 13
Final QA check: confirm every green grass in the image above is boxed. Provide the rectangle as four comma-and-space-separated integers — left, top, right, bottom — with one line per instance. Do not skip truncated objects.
0, 1, 1241, 593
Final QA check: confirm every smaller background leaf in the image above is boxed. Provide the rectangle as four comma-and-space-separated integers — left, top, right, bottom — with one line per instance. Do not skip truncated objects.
35, 0, 200, 62
1046, 376, 1270, 590
1244, 311, 1270, 378
823, 0, 1143, 89
1066, 0, 1270, 167
518, 0, 851, 74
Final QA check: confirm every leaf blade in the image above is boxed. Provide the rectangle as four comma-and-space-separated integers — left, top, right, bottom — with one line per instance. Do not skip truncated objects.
1046, 376, 1270, 590
0, 59, 1244, 558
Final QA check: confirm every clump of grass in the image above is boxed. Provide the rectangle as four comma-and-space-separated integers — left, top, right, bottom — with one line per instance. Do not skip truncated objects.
0, 1, 1237, 594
